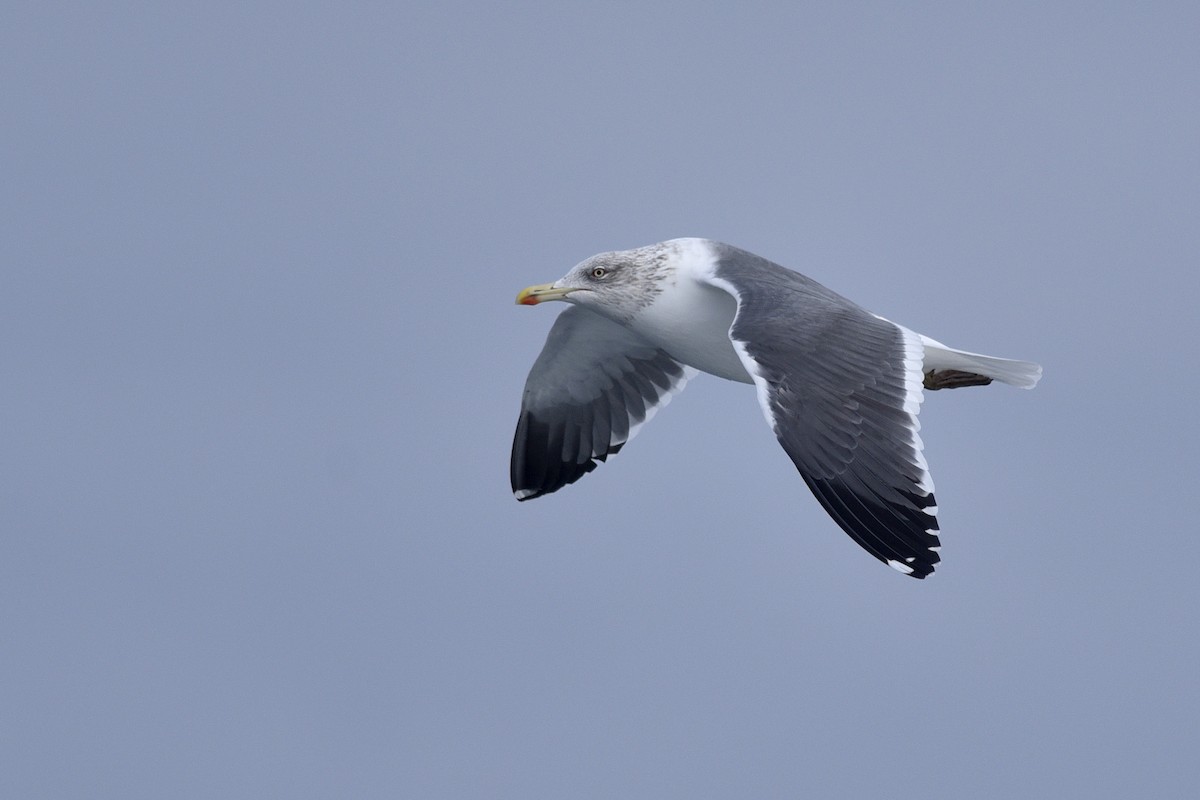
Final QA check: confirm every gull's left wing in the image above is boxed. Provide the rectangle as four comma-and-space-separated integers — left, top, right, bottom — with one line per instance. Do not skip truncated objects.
700, 246, 942, 578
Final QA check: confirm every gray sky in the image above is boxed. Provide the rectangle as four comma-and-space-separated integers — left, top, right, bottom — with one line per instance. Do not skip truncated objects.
4, 3, 1199, 798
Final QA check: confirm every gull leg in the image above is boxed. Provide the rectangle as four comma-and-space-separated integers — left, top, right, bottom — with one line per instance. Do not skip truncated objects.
923, 369, 994, 391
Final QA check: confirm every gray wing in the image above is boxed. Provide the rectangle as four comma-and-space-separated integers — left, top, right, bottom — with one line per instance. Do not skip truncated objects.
512, 305, 695, 501
705, 246, 940, 578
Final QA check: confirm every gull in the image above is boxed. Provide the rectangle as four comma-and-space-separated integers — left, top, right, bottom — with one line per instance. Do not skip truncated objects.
511, 238, 1040, 578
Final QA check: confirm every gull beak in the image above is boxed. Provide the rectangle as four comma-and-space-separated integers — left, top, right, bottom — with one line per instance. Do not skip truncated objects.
516, 283, 576, 305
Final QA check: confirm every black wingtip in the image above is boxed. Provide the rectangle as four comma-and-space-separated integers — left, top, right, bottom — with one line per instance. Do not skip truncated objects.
801, 475, 942, 579
511, 410, 602, 500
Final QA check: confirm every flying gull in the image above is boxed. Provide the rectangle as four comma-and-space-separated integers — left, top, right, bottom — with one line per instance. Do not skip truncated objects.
511, 238, 1041, 578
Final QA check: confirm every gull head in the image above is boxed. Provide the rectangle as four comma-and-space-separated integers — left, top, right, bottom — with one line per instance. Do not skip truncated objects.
515, 242, 679, 322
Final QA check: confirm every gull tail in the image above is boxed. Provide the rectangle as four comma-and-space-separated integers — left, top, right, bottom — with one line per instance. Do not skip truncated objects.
919, 335, 1042, 390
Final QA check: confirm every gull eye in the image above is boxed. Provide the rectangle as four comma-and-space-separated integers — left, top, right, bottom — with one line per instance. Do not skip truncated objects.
591, 267, 607, 279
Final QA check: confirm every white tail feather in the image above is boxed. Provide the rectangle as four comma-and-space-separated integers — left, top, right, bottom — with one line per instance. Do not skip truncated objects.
919, 335, 1042, 389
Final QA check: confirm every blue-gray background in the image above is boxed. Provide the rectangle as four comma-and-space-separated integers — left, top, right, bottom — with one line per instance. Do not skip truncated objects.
4, 3, 1198, 797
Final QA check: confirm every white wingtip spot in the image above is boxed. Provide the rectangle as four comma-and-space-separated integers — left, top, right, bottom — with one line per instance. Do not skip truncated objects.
514, 489, 536, 500
888, 559, 915, 575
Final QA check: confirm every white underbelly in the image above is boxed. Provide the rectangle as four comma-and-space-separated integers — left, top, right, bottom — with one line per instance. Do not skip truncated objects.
629, 278, 753, 383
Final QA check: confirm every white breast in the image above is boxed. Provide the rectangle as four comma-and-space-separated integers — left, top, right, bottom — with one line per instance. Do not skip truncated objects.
627, 241, 753, 384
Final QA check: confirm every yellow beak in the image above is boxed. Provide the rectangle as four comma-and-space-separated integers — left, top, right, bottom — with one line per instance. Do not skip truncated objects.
516, 283, 576, 305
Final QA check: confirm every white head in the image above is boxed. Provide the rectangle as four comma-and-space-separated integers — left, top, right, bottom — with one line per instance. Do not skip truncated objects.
516, 241, 680, 323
